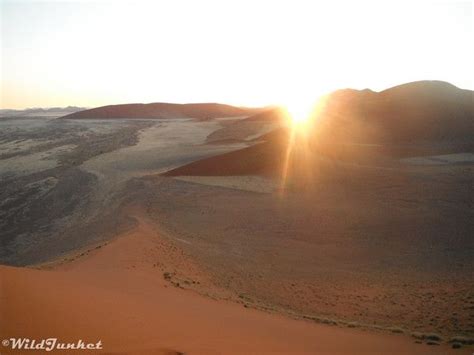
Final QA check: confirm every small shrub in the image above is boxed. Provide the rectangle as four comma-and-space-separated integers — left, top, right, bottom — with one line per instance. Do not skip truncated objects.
389, 327, 404, 334
451, 342, 462, 349
425, 333, 443, 342
449, 336, 474, 345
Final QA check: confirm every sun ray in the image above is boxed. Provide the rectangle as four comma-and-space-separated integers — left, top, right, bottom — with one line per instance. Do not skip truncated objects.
279, 96, 328, 194
280, 125, 297, 193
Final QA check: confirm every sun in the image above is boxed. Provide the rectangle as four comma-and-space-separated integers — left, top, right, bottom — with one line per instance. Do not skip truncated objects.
284, 99, 316, 126
283, 95, 328, 128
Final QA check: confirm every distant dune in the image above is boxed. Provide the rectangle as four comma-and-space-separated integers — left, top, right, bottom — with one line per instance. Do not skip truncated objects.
228, 80, 474, 144
318, 80, 473, 144
164, 80, 474, 177
60, 102, 262, 119
0, 106, 86, 118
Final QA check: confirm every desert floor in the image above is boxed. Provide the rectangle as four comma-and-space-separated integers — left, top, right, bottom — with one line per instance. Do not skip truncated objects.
1, 116, 472, 353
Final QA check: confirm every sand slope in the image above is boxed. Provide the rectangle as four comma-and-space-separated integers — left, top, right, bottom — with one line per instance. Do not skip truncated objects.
0, 209, 462, 354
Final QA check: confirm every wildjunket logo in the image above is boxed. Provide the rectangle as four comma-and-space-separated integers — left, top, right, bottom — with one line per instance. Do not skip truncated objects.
2, 338, 103, 351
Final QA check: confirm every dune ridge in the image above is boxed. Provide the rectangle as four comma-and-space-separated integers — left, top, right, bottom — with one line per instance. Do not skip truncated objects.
60, 102, 262, 120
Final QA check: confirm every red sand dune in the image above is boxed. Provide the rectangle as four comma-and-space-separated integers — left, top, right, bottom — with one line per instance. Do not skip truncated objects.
0, 210, 461, 354
60, 103, 262, 120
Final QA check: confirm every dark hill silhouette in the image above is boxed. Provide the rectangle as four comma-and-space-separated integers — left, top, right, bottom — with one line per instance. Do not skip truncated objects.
240, 80, 473, 144
60, 103, 262, 120
318, 80, 473, 144
163, 81, 474, 177
237, 81, 473, 144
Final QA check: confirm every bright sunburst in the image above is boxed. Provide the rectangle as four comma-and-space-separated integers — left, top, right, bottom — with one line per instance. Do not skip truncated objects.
284, 99, 316, 127
279, 95, 329, 193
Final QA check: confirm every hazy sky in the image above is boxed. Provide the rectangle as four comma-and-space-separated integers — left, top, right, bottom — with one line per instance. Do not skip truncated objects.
1, 0, 472, 109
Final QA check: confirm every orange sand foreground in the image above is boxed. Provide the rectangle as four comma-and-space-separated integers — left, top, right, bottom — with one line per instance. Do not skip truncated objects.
0, 215, 467, 354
